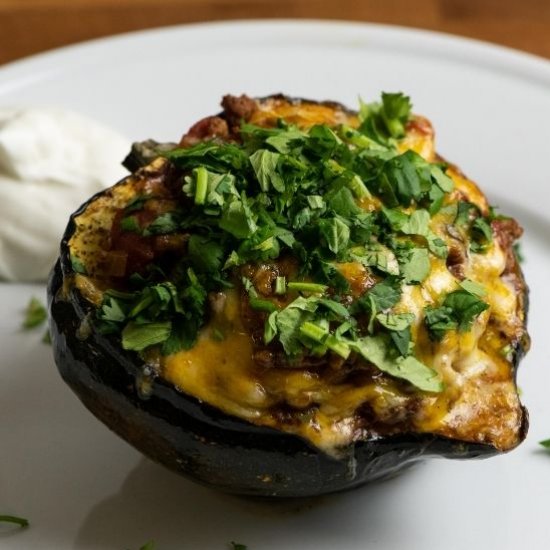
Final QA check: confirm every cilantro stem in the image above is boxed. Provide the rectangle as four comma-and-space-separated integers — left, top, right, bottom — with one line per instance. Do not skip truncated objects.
249, 297, 278, 313
287, 282, 328, 294
339, 124, 383, 150
275, 276, 286, 295
194, 166, 208, 205
300, 321, 328, 342
0, 515, 29, 528
300, 322, 350, 359
348, 174, 372, 199
325, 336, 351, 358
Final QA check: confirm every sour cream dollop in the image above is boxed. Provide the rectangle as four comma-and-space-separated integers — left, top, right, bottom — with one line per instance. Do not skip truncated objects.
0, 108, 131, 281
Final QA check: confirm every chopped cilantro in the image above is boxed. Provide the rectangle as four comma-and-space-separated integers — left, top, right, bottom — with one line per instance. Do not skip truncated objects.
470, 217, 493, 253
540, 439, 550, 449
219, 196, 258, 239
424, 305, 457, 340
249, 149, 284, 192
358, 277, 402, 313
350, 335, 442, 392
358, 92, 412, 143
398, 247, 430, 284
22, 297, 47, 329
454, 201, 493, 253
459, 279, 487, 297
424, 286, 489, 340
0, 515, 29, 528
287, 282, 328, 294
143, 212, 181, 236
70, 254, 87, 274
120, 215, 141, 233
275, 276, 286, 295
91, 92, 476, 393
443, 290, 489, 331
122, 321, 172, 351
188, 235, 224, 274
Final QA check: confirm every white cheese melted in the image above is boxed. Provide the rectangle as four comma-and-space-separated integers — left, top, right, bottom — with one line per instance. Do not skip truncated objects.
0, 108, 131, 281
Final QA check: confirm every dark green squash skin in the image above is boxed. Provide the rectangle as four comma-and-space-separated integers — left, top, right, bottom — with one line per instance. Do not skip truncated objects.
47, 192, 529, 498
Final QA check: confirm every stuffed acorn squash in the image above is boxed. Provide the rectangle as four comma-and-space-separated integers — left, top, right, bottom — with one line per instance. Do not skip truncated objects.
48, 93, 529, 497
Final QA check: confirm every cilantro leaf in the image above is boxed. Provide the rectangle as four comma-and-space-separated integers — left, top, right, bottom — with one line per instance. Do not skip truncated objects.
459, 279, 487, 297
249, 149, 284, 192
97, 294, 128, 323
424, 305, 457, 341
350, 245, 400, 276
143, 212, 180, 236
266, 128, 306, 153
380, 92, 413, 138
327, 186, 362, 217
350, 334, 442, 392
377, 312, 414, 357
120, 215, 141, 233
364, 276, 402, 311
319, 217, 350, 255
272, 297, 318, 355
219, 196, 258, 238
307, 124, 343, 157
122, 321, 172, 351
70, 254, 87, 274
188, 235, 224, 274
240, 122, 305, 154
359, 92, 412, 143
383, 207, 447, 258
376, 312, 415, 332
165, 141, 249, 172
398, 247, 430, 284
470, 217, 493, 253
443, 289, 489, 332
390, 328, 412, 357
382, 150, 424, 206
22, 297, 47, 329
424, 287, 489, 340
454, 201, 493, 254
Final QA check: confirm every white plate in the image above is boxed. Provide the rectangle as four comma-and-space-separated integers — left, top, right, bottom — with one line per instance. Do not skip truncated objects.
1, 21, 549, 550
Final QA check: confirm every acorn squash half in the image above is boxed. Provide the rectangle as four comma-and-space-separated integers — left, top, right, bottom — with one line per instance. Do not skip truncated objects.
48, 94, 529, 497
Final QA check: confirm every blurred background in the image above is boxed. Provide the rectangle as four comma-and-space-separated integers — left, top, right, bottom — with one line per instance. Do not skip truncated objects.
1, 0, 549, 65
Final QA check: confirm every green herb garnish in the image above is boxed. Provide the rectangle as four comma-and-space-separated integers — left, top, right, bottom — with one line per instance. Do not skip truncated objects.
70, 254, 87, 274
424, 284, 489, 341
91, 92, 471, 392
540, 439, 550, 449
0, 515, 29, 528
22, 297, 47, 329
